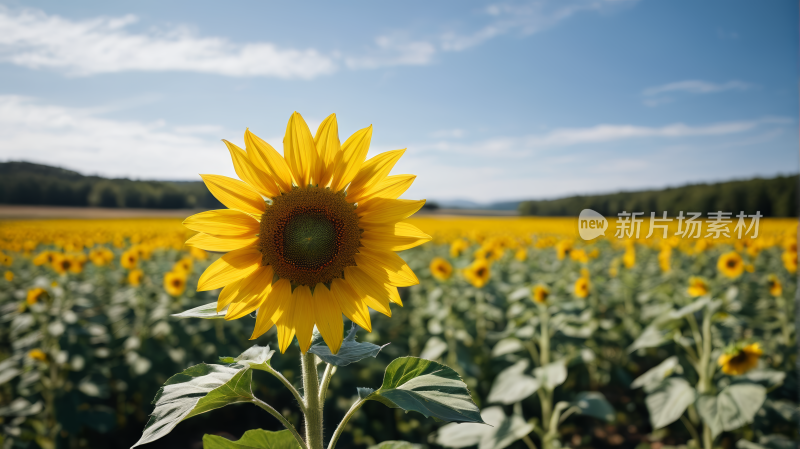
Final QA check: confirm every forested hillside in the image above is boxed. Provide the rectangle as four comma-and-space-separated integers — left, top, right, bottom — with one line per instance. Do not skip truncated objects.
519, 175, 798, 217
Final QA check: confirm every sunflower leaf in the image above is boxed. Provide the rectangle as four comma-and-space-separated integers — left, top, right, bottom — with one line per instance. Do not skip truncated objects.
364, 356, 484, 424
696, 384, 767, 439
131, 345, 273, 448
202, 429, 299, 448
172, 302, 227, 319
436, 406, 532, 449
308, 324, 386, 367
645, 377, 696, 430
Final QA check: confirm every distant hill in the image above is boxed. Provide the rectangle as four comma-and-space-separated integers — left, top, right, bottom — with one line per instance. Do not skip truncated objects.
518, 175, 798, 217
0, 161, 222, 209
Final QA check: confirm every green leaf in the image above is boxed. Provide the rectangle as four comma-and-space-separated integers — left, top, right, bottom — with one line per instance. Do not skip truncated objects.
172, 302, 227, 319
666, 297, 710, 321
627, 325, 668, 353
365, 357, 484, 424
738, 369, 785, 388
487, 360, 539, 405
368, 441, 423, 449
695, 383, 766, 439
132, 345, 274, 448
631, 356, 682, 392
308, 324, 386, 367
571, 392, 615, 422
419, 336, 448, 360
436, 406, 533, 449
490, 338, 525, 358
0, 398, 43, 417
645, 378, 696, 430
533, 360, 567, 390
203, 429, 299, 449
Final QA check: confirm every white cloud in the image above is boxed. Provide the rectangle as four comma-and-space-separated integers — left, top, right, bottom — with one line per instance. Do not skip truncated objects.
442, 0, 637, 51
416, 118, 788, 157
642, 80, 753, 106
0, 95, 239, 180
346, 35, 436, 69
0, 7, 337, 79
430, 128, 466, 139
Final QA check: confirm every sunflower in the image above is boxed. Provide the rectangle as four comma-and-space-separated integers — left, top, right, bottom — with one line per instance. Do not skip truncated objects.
570, 249, 588, 264
658, 247, 671, 272
687, 276, 709, 297
128, 269, 144, 286
718, 342, 762, 376
51, 254, 74, 275
190, 247, 208, 261
430, 257, 453, 281
782, 250, 797, 274
173, 257, 194, 275
532, 285, 549, 304
28, 349, 47, 362
463, 258, 491, 288
121, 250, 138, 270
164, 271, 187, 297
4, 271, 13, 282
184, 112, 429, 354
555, 240, 572, 260
623, 247, 636, 269
767, 274, 782, 297
574, 277, 590, 298
717, 252, 744, 279
27, 287, 47, 305
514, 248, 527, 262
450, 239, 470, 258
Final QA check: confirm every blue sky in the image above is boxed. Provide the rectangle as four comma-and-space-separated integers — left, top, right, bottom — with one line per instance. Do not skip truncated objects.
0, 0, 796, 203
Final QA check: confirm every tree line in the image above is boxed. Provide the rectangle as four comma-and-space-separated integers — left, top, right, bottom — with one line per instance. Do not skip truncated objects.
0, 162, 222, 209
518, 175, 798, 217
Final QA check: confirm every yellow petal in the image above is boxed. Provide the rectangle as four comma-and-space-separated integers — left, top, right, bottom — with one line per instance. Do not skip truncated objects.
217, 279, 243, 312
245, 129, 294, 192
359, 174, 416, 203
358, 198, 426, 224
312, 284, 343, 354
225, 266, 274, 320
283, 112, 317, 188
344, 266, 392, 316
201, 174, 265, 216
314, 113, 340, 188
274, 279, 297, 354
185, 233, 258, 252
331, 125, 372, 192
292, 285, 315, 353
360, 222, 432, 251
331, 278, 372, 332
354, 252, 418, 287
183, 209, 260, 236
249, 288, 281, 340
197, 247, 262, 291
223, 139, 280, 198
347, 149, 405, 201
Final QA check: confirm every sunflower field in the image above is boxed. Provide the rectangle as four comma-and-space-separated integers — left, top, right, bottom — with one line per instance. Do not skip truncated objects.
0, 216, 797, 449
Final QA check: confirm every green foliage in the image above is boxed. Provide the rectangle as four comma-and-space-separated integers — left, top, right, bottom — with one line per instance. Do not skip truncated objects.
203, 429, 299, 449
518, 174, 798, 217
697, 384, 767, 439
0, 161, 222, 208
308, 324, 385, 367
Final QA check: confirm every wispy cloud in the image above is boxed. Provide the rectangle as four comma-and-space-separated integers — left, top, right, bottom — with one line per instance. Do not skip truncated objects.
0, 7, 337, 79
417, 118, 789, 157
441, 0, 637, 51
346, 35, 436, 69
642, 80, 753, 106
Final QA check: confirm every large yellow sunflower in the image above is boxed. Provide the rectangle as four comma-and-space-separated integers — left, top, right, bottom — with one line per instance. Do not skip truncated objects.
717, 342, 762, 376
184, 112, 429, 355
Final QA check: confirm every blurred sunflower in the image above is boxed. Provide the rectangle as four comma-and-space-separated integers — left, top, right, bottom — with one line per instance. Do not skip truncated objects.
164, 271, 187, 297
717, 252, 744, 279
574, 277, 590, 298
184, 112, 429, 354
463, 258, 490, 288
190, 247, 208, 260
51, 254, 74, 275
173, 257, 194, 275
514, 248, 527, 262
429, 257, 453, 281
623, 247, 636, 269
121, 250, 138, 270
767, 274, 782, 297
450, 239, 470, 257
555, 240, 572, 260
687, 276, 709, 297
718, 342, 762, 375
28, 349, 47, 362
128, 269, 144, 286
782, 250, 797, 274
532, 285, 549, 304
27, 287, 47, 305
4, 271, 13, 282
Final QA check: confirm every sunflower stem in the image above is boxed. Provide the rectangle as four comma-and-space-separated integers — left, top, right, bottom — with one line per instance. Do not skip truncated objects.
301, 351, 324, 449
318, 363, 336, 404
252, 397, 308, 449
